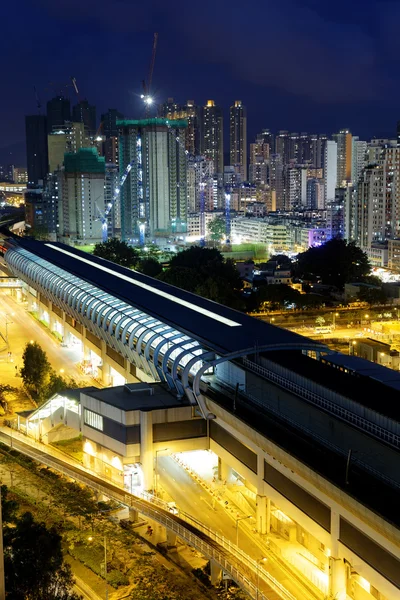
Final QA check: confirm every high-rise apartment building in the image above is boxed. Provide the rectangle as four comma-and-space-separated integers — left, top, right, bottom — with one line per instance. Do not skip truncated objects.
307, 178, 325, 210
118, 118, 188, 241
355, 147, 400, 249
275, 131, 290, 164
72, 100, 97, 136
269, 154, 284, 210
324, 140, 338, 208
333, 129, 352, 186
25, 115, 48, 185
48, 122, 90, 173
160, 98, 200, 155
200, 100, 224, 174
229, 100, 247, 180
285, 165, 307, 209
101, 109, 124, 138
105, 163, 120, 239
58, 147, 105, 245
46, 96, 71, 133
249, 130, 271, 186
187, 156, 214, 213
351, 137, 367, 185
397, 121, 400, 146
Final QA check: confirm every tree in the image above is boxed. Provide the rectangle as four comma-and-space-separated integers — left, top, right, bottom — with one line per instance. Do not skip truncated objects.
1, 485, 18, 523
0, 384, 16, 413
315, 316, 326, 327
43, 371, 79, 401
295, 239, 371, 289
93, 238, 139, 268
208, 216, 226, 243
20, 342, 51, 396
357, 286, 387, 306
137, 257, 163, 278
4, 512, 80, 600
158, 266, 202, 292
160, 246, 244, 309
256, 284, 301, 310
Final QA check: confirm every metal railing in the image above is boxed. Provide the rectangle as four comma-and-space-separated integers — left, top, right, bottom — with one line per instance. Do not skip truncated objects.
243, 358, 400, 450
2, 435, 295, 600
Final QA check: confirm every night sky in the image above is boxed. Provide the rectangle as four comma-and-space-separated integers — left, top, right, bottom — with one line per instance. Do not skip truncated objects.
1, 0, 399, 165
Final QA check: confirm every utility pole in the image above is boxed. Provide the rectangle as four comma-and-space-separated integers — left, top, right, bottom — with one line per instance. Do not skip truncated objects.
104, 535, 108, 600
0, 488, 6, 600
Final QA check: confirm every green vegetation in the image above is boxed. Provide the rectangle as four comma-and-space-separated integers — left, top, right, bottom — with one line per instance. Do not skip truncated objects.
158, 246, 245, 310
20, 342, 51, 397
230, 242, 268, 260
208, 216, 226, 243
137, 257, 163, 277
93, 238, 139, 268
2, 486, 80, 600
295, 238, 371, 289
20, 342, 78, 402
68, 543, 129, 588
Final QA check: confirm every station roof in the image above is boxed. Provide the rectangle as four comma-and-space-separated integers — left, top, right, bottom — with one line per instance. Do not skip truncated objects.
7, 238, 325, 356
79, 383, 189, 411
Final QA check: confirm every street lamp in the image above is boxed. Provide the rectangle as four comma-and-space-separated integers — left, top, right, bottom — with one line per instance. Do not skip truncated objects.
235, 515, 252, 546
256, 557, 267, 600
155, 448, 169, 496
4, 312, 14, 342
349, 340, 357, 355
88, 535, 108, 600
332, 312, 339, 330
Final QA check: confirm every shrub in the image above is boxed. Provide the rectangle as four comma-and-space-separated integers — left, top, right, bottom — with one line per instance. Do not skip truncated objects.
107, 570, 129, 588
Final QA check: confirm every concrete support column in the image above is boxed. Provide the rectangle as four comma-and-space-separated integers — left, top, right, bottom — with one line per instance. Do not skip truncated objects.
330, 511, 347, 600
210, 561, 222, 586
83, 345, 91, 361
218, 457, 233, 482
140, 411, 153, 492
50, 313, 56, 332
100, 341, 111, 386
256, 494, 267, 534
266, 497, 271, 534
166, 531, 177, 546
128, 508, 138, 523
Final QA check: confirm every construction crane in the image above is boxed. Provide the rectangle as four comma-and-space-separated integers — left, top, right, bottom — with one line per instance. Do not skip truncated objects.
97, 160, 135, 242
141, 32, 158, 115
71, 76, 80, 99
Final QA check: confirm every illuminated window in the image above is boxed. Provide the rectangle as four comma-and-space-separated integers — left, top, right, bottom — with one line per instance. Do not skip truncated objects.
84, 409, 103, 431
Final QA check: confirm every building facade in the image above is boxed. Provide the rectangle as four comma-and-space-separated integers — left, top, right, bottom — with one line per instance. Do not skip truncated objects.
25, 115, 48, 186
58, 147, 105, 245
72, 100, 97, 136
200, 101, 224, 174
46, 95, 71, 134
118, 118, 188, 241
229, 100, 247, 180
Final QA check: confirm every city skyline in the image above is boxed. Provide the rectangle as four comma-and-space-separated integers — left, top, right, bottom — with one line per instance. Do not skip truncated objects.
1, 0, 400, 165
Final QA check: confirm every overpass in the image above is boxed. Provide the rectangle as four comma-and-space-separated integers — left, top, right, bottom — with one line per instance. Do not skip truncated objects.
3, 236, 400, 600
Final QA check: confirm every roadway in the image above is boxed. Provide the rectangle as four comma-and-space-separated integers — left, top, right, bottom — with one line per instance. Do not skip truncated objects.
158, 456, 320, 600
0, 430, 289, 600
0, 289, 98, 389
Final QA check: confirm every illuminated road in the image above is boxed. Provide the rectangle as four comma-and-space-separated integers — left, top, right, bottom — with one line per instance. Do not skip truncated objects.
158, 456, 321, 600
0, 289, 98, 389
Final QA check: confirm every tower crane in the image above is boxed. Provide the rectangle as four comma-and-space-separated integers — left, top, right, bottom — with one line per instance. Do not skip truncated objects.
96, 160, 135, 242
141, 33, 158, 115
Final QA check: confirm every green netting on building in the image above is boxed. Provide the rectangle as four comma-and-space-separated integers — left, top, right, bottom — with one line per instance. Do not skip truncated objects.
116, 118, 188, 129
64, 147, 105, 173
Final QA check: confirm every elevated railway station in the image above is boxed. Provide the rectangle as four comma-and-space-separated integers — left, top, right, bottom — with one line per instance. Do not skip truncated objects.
2, 235, 400, 600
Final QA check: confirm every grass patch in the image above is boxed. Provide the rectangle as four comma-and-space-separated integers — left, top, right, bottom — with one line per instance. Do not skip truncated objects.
51, 437, 83, 462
